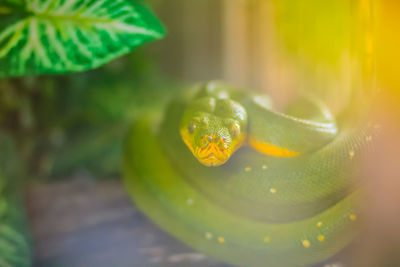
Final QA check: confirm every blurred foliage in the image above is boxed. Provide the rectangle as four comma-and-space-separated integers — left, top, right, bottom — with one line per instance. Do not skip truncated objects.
0, 134, 31, 266
0, 0, 171, 264
0, 45, 184, 180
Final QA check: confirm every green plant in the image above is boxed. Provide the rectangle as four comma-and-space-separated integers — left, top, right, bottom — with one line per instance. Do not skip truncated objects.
0, 0, 165, 77
0, 0, 166, 265
0, 134, 31, 267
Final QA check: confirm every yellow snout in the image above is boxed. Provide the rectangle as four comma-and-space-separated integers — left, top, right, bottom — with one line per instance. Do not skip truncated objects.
196, 135, 230, 166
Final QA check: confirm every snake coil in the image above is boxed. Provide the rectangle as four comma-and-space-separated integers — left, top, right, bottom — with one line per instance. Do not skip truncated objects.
124, 81, 375, 267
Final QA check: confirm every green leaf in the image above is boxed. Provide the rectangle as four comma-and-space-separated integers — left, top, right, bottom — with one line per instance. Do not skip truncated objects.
0, 0, 165, 77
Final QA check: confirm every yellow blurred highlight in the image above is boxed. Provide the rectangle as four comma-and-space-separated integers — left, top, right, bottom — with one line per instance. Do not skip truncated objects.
377, 0, 400, 116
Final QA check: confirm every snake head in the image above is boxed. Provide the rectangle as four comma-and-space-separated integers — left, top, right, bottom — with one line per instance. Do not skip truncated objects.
180, 96, 247, 167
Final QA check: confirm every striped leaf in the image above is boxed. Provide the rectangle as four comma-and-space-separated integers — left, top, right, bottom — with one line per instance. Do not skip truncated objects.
0, 0, 165, 77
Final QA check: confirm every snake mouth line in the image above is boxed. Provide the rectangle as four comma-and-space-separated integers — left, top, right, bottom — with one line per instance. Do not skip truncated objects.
199, 153, 227, 162
199, 154, 225, 160
197, 155, 228, 166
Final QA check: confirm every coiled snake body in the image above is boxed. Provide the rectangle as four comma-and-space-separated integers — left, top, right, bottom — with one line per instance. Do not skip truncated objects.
124, 81, 373, 267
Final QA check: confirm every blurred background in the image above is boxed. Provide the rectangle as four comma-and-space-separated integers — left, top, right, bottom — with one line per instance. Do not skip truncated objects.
1, 0, 399, 266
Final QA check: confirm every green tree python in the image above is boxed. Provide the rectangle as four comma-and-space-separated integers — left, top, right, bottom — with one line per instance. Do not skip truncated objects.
124, 81, 375, 267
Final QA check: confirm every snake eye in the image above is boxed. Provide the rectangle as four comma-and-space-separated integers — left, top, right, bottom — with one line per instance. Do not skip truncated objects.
188, 122, 196, 134
231, 122, 240, 138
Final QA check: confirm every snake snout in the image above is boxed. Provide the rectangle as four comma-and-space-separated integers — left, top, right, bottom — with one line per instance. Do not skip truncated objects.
195, 135, 230, 166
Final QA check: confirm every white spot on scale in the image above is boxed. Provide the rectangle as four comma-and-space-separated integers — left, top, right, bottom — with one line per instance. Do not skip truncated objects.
262, 165, 268, 170
205, 232, 213, 240
348, 150, 355, 159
